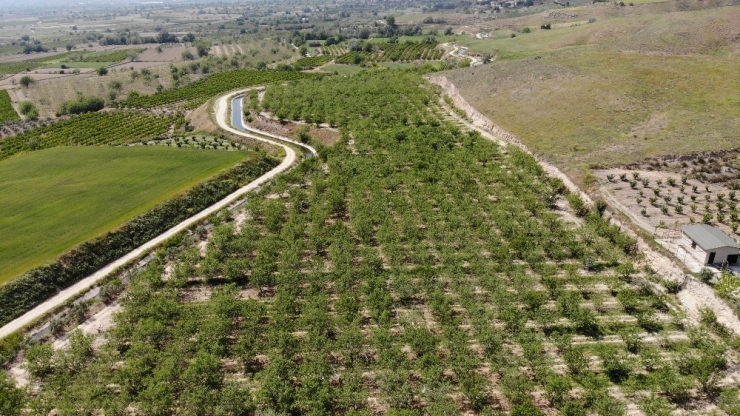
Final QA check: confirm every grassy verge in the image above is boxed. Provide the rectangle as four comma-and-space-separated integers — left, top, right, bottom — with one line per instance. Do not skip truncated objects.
0, 146, 252, 284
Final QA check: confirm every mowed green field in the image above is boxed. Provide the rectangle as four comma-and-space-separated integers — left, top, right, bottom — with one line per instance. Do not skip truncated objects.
0, 146, 252, 284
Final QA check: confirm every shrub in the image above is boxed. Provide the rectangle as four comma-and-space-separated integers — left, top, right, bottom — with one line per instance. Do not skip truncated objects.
19, 75, 34, 87
96, 66, 108, 76
663, 279, 682, 294
18, 101, 38, 120
699, 268, 714, 283
57, 96, 105, 116
567, 193, 590, 217
512, 401, 545, 416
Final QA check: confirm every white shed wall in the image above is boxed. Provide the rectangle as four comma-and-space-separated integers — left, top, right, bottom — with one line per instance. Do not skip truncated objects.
704, 246, 740, 265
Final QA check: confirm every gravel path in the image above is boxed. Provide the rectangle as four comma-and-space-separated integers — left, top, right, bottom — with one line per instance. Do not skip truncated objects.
0, 89, 313, 340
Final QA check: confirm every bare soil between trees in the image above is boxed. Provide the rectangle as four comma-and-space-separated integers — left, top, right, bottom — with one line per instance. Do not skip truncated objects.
427, 74, 740, 336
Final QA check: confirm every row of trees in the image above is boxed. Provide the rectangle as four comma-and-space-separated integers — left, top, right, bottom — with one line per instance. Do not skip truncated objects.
15, 71, 740, 414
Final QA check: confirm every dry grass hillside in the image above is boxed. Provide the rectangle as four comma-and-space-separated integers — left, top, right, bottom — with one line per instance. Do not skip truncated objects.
446, 1, 740, 186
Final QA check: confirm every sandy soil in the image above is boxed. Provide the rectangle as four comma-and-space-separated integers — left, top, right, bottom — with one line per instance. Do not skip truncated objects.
187, 99, 219, 133
51, 304, 123, 350
212, 44, 246, 57
427, 74, 740, 336
251, 114, 341, 147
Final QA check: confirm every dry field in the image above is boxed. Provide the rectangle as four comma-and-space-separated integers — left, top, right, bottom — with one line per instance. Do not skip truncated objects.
7, 64, 187, 118
446, 2, 740, 186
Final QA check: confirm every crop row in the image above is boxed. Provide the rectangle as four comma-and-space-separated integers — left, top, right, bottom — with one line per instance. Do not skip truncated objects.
0, 112, 177, 161
0, 48, 140, 75
117, 69, 317, 109
0, 90, 20, 124
293, 55, 333, 70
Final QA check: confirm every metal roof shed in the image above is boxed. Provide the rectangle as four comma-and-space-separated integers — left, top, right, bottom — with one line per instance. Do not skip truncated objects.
681, 224, 740, 266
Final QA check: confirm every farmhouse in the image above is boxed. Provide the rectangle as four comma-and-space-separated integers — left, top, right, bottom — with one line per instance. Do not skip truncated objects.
681, 224, 740, 266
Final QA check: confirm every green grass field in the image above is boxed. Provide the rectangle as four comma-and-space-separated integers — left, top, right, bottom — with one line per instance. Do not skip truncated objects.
0, 146, 252, 284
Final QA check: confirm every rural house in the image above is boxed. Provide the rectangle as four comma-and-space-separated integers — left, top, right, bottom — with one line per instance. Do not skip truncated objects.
681, 224, 740, 266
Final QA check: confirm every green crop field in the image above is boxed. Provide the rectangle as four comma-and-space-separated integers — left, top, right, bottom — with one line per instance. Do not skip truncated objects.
0, 90, 19, 123
41, 62, 114, 69
16, 71, 740, 415
0, 146, 252, 284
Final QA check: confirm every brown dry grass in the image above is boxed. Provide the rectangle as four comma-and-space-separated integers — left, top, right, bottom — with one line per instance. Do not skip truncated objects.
446, 2, 740, 187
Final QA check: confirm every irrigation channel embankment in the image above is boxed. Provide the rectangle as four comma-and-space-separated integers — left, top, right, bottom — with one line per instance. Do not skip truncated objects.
0, 89, 316, 339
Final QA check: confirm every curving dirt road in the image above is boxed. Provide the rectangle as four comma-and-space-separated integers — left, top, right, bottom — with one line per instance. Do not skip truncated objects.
0, 89, 314, 340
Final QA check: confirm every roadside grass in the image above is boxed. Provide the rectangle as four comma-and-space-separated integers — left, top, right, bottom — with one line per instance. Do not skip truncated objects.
0, 146, 252, 284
